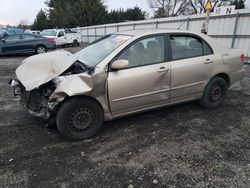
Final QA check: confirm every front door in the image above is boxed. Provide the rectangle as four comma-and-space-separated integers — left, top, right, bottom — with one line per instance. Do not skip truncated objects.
1, 35, 21, 54
57, 31, 67, 45
108, 35, 171, 116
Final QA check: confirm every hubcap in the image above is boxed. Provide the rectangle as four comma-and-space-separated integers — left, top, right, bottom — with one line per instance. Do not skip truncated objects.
37, 47, 46, 54
209, 85, 222, 101
69, 107, 95, 132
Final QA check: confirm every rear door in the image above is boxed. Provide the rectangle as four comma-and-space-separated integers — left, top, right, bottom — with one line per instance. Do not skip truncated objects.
19, 34, 37, 52
108, 34, 171, 116
1, 35, 21, 54
169, 34, 214, 102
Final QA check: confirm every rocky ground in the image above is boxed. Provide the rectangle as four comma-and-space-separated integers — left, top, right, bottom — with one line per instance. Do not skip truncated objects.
0, 47, 249, 188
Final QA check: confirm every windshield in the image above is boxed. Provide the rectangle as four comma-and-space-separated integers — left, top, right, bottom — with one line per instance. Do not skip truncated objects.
75, 34, 132, 67
41, 30, 57, 36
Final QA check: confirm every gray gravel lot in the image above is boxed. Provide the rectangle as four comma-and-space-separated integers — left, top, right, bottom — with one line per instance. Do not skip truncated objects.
0, 47, 250, 188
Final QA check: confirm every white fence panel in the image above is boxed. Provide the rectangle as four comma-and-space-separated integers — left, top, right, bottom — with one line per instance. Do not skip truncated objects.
106, 26, 118, 34
188, 20, 203, 32
118, 24, 134, 31
96, 27, 105, 35
236, 16, 250, 35
75, 9, 250, 56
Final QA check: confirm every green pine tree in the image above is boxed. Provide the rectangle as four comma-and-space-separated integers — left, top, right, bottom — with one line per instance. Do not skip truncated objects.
31, 9, 50, 30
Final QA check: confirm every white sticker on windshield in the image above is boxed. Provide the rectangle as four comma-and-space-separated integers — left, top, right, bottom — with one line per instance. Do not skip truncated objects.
114, 35, 131, 45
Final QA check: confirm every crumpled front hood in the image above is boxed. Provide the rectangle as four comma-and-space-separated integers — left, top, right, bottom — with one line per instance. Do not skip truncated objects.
16, 50, 78, 91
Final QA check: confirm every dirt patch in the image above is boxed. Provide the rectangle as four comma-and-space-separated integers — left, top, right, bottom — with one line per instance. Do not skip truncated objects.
0, 48, 249, 188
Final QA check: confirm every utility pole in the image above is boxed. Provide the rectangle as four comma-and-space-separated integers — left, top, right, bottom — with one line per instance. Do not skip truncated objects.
202, 0, 212, 35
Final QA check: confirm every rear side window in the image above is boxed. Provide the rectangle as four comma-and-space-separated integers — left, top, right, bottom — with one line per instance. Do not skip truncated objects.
22, 34, 36, 40
170, 35, 213, 60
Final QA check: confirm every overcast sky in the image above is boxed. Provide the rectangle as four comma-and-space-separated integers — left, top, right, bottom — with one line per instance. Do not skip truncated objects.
0, 0, 152, 25
0, 0, 250, 25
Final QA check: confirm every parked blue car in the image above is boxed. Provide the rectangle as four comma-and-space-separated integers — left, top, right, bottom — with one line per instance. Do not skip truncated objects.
0, 28, 23, 39
0, 34, 56, 55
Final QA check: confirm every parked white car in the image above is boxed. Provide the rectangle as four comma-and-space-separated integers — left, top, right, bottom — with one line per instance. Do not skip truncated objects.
25, 30, 41, 35
41, 29, 81, 46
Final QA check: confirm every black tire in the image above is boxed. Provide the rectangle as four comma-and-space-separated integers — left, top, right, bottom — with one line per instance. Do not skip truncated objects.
36, 45, 47, 54
73, 40, 79, 47
56, 97, 103, 140
199, 76, 228, 109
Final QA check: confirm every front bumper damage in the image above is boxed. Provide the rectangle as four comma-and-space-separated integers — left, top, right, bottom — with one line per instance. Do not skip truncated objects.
10, 50, 111, 121
9, 78, 57, 119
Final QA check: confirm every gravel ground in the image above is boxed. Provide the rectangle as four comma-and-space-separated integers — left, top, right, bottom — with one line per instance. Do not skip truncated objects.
0, 47, 250, 188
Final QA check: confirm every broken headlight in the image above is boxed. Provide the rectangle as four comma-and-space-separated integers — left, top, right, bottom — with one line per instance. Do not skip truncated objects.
52, 76, 65, 87
61, 61, 88, 76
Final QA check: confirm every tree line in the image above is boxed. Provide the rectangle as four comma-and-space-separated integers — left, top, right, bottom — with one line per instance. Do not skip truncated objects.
32, 0, 246, 31
32, 0, 146, 30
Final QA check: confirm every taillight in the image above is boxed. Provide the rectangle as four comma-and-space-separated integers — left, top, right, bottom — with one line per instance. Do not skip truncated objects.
240, 53, 245, 62
48, 38, 55, 43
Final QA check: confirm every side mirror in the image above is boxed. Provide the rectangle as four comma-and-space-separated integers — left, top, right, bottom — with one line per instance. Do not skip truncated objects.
111, 59, 129, 70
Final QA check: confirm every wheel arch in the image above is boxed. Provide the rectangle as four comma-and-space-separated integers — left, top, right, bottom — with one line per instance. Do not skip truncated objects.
61, 95, 105, 114
212, 73, 230, 87
35, 44, 47, 52
35, 44, 47, 49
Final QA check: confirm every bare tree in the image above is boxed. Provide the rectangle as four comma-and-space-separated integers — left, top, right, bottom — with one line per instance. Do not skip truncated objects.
147, 0, 235, 18
18, 20, 30, 30
147, 0, 190, 18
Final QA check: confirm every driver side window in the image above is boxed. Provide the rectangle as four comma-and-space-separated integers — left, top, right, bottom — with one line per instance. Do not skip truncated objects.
118, 35, 165, 68
58, 31, 64, 37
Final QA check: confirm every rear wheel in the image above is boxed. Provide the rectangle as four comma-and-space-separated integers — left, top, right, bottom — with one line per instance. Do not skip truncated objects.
199, 76, 228, 109
36, 45, 47, 54
73, 40, 79, 47
56, 97, 103, 140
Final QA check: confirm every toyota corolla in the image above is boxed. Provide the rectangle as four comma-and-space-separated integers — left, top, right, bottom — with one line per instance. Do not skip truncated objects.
10, 30, 245, 140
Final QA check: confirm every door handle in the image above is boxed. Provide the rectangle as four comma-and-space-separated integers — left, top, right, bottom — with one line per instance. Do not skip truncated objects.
204, 59, 213, 64
157, 67, 169, 73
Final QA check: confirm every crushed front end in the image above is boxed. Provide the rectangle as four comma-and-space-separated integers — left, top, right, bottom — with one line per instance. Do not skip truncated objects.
10, 78, 57, 119
9, 50, 90, 119
10, 50, 110, 122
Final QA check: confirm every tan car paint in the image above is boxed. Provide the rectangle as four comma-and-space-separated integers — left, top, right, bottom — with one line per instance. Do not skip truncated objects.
170, 54, 215, 102
108, 61, 171, 116
16, 29, 245, 121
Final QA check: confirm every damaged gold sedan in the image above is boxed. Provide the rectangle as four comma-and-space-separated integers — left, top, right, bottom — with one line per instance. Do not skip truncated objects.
10, 30, 245, 140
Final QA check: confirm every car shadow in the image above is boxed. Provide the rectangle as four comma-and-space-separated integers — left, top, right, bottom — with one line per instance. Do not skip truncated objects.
0, 53, 32, 58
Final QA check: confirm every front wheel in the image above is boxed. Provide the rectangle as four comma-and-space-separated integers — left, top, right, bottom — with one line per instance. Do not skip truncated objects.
56, 97, 104, 140
199, 77, 228, 109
